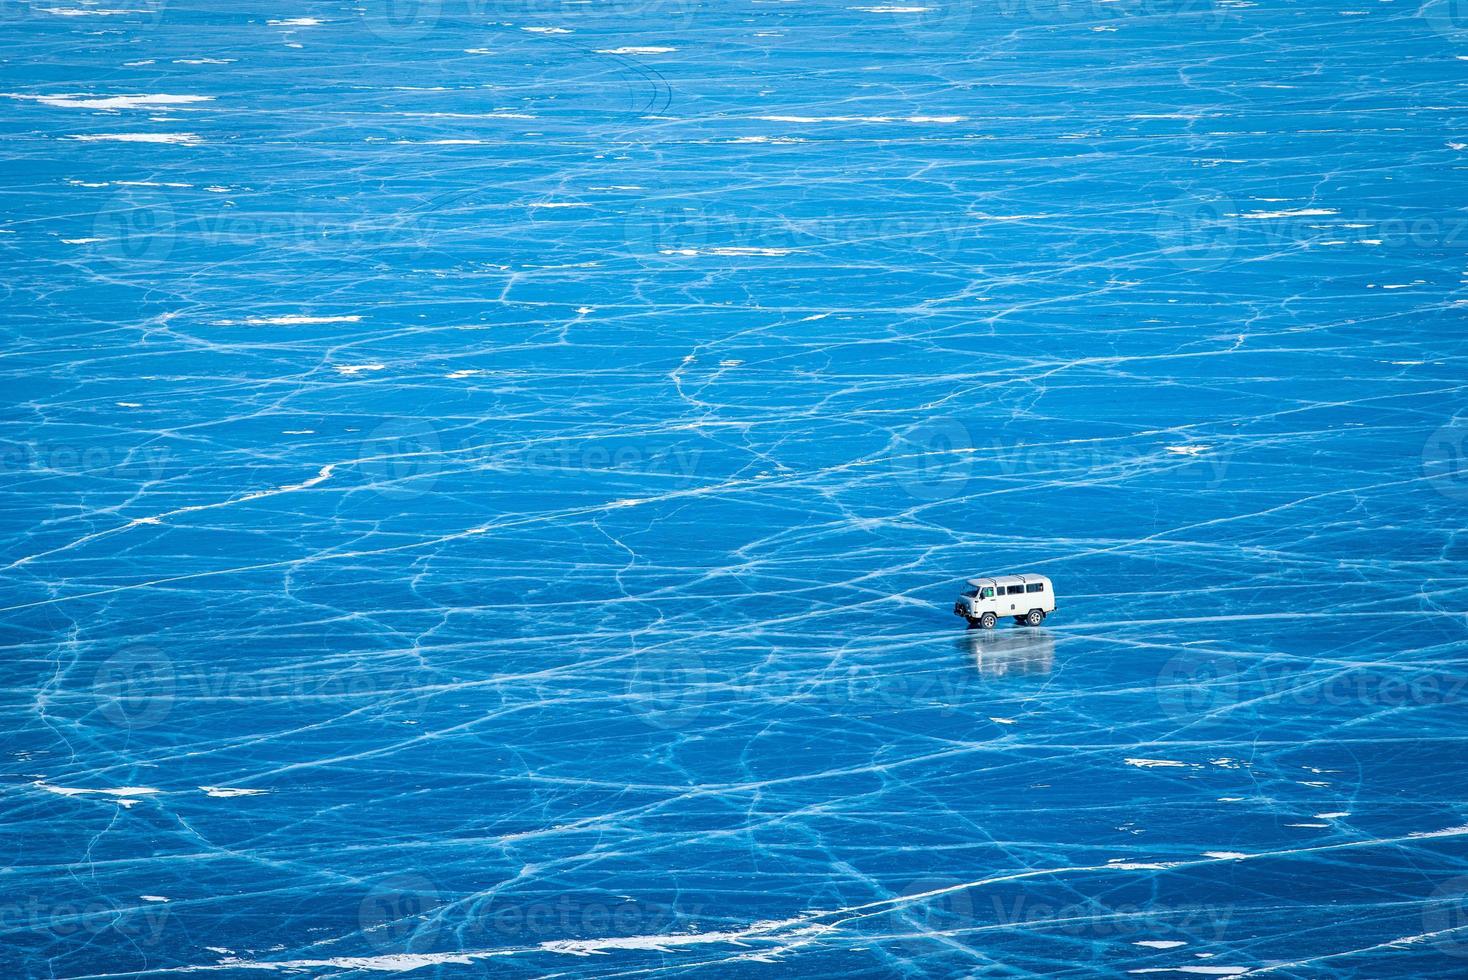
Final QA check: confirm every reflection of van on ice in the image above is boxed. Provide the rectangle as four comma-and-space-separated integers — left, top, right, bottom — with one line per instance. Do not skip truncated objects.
954, 574, 1055, 629
963, 628, 1055, 678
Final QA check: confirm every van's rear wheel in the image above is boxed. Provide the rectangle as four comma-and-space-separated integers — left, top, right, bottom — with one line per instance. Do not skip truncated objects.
1024, 609, 1045, 626
978, 612, 997, 630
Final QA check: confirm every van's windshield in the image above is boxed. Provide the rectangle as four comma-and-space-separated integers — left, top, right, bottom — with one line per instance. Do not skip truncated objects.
961, 588, 978, 598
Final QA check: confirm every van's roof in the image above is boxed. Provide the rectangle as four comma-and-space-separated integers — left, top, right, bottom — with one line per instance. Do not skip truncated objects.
967, 573, 1052, 588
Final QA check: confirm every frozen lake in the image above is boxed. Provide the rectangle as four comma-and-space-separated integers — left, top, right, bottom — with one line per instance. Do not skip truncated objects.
4, 0, 1468, 975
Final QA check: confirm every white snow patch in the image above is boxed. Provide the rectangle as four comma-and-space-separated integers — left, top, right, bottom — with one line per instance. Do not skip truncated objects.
221, 952, 481, 971
7, 92, 214, 111
1409, 824, 1468, 839
199, 786, 269, 798
212, 927, 779, 973
1237, 208, 1337, 219
37, 783, 160, 807
213, 315, 362, 326
68, 132, 201, 144
39, 783, 159, 797
40, 7, 141, 15
755, 114, 963, 124
660, 247, 792, 257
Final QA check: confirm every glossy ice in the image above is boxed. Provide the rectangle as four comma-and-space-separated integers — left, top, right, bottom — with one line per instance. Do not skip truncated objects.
4, 0, 1468, 975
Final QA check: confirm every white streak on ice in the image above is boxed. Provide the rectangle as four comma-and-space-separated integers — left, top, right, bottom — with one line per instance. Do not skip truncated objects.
212, 315, 363, 326
199, 787, 269, 798
68, 132, 201, 144
7, 93, 213, 110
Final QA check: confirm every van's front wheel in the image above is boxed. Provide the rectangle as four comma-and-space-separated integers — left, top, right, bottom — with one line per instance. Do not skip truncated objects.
978, 612, 997, 630
1024, 609, 1045, 626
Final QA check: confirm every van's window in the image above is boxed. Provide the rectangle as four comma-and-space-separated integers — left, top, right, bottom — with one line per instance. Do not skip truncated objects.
1026, 582, 1044, 593
962, 588, 978, 598
981, 587, 995, 598
1006, 585, 1024, 595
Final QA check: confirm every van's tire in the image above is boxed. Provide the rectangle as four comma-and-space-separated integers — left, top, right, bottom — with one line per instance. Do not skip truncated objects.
1024, 609, 1045, 626
978, 612, 997, 630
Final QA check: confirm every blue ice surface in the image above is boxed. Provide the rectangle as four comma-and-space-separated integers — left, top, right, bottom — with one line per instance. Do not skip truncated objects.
4, 0, 1468, 975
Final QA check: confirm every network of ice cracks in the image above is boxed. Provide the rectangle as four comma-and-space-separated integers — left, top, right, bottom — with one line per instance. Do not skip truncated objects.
5, 0, 1468, 976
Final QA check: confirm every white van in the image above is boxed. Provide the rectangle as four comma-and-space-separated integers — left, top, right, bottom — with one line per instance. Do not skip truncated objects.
954, 574, 1055, 629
